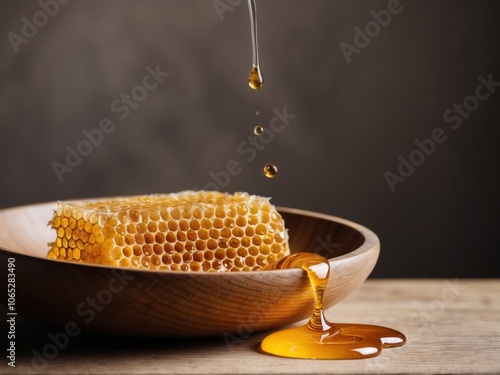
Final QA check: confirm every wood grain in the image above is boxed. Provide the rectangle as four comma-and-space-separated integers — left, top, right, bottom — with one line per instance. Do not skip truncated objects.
3, 279, 498, 374
0, 201, 379, 337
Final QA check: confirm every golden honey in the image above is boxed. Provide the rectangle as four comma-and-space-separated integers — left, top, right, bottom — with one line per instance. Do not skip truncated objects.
261, 253, 406, 359
263, 164, 278, 178
247, 0, 263, 90
249, 65, 263, 90
254, 125, 264, 135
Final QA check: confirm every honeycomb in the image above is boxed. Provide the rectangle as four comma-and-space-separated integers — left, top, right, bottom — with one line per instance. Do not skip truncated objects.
46, 191, 289, 272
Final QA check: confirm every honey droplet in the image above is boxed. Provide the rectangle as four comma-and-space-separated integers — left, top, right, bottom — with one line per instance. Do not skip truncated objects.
256, 111, 261, 116
260, 253, 406, 359
247, 0, 263, 90
254, 126, 264, 135
249, 65, 263, 90
263, 164, 278, 178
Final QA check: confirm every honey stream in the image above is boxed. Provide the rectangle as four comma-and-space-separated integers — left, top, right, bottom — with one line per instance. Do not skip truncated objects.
245, 1, 403, 360
261, 253, 406, 359
247, 0, 263, 89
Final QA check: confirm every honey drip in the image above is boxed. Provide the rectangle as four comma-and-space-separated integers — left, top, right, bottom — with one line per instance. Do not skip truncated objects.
263, 164, 278, 178
247, 0, 263, 89
261, 253, 406, 359
249, 66, 263, 90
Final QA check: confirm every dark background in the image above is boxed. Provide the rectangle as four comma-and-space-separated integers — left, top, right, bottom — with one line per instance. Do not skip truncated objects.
1, 0, 499, 277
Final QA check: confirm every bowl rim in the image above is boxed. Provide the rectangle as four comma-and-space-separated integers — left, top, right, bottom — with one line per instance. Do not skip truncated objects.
0, 199, 379, 278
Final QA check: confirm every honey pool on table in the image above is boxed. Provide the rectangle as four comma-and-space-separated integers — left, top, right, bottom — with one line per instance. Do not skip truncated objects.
261, 252, 406, 359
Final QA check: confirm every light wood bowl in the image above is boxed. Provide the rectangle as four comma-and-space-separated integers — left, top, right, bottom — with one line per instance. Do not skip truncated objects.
0, 200, 379, 338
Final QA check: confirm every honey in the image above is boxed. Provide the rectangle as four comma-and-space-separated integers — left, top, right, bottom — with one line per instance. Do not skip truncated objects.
241, 3, 404, 358
249, 65, 263, 90
247, 0, 263, 89
263, 164, 278, 178
254, 125, 264, 135
261, 253, 406, 359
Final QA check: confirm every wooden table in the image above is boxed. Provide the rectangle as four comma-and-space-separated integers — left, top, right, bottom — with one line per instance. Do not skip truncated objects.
5, 279, 499, 374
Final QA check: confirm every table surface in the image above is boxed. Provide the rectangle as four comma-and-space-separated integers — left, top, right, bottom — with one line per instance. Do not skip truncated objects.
4, 279, 499, 375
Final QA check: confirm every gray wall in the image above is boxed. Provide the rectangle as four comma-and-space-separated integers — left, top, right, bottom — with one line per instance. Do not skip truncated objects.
1, 0, 499, 277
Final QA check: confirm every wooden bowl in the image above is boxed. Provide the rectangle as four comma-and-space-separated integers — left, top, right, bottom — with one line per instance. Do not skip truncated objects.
0, 200, 379, 338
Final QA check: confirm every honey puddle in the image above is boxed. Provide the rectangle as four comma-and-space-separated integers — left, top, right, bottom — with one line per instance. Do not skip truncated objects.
261, 253, 406, 359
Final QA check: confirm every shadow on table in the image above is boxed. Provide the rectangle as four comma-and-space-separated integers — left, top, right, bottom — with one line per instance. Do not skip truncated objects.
9, 313, 271, 369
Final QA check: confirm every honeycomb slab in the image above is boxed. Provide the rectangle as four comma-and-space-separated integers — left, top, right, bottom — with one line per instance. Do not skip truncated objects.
47, 191, 289, 272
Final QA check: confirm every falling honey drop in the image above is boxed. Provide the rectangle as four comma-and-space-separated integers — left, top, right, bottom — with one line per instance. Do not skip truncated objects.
263, 164, 278, 178
249, 65, 263, 90
256, 111, 261, 116
261, 253, 406, 359
254, 126, 264, 135
247, 0, 263, 89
